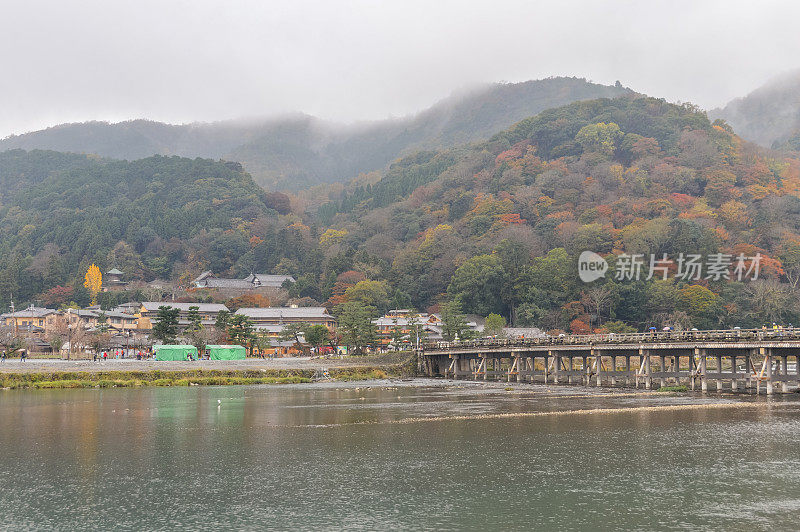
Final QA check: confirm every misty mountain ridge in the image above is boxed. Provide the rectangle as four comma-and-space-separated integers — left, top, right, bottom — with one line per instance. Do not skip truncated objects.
0, 77, 635, 190
712, 69, 800, 149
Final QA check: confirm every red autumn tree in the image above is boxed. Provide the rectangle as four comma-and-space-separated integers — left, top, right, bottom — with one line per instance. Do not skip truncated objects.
40, 285, 75, 308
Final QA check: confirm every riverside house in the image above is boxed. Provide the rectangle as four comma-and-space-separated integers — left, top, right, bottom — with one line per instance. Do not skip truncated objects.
1, 305, 60, 333
1, 306, 137, 336
373, 309, 484, 347
373, 309, 445, 347
63, 309, 139, 332
235, 306, 335, 334
235, 306, 336, 356
137, 302, 230, 331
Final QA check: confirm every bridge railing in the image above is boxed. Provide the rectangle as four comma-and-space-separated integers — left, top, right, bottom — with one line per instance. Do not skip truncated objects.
424, 327, 800, 351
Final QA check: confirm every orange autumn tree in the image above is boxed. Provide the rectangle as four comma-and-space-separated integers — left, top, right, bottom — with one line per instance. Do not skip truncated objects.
84, 264, 102, 305
226, 293, 271, 312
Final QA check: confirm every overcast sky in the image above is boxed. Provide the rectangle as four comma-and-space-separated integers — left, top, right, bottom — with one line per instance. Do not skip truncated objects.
2, 0, 799, 138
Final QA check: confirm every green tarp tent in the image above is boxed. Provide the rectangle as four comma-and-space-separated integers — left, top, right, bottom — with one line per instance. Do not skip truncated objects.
154, 345, 198, 361
206, 345, 247, 360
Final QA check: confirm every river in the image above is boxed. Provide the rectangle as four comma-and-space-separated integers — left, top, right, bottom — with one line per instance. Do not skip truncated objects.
1, 380, 799, 530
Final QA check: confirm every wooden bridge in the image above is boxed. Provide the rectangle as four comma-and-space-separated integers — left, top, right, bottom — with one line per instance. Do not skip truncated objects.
421, 328, 800, 394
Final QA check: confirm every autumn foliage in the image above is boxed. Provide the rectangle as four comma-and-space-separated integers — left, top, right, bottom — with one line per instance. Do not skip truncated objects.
84, 264, 102, 305
226, 293, 272, 312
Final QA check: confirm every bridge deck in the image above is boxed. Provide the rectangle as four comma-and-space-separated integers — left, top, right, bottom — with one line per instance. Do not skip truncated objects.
420, 328, 800, 394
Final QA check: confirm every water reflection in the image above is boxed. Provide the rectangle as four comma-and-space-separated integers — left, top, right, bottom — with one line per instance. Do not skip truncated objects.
0, 381, 799, 530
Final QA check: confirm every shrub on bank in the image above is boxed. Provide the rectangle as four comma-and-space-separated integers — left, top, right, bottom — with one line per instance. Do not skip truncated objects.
0, 371, 316, 389
32, 380, 89, 389
657, 385, 689, 393
330, 368, 389, 381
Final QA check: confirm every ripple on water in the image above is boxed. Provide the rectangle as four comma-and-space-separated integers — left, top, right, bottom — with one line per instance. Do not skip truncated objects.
1, 382, 799, 530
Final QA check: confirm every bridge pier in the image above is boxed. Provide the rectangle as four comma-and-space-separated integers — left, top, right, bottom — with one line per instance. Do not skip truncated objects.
476, 355, 486, 381
699, 349, 708, 392
626, 356, 632, 386
567, 355, 574, 385
544, 351, 550, 384
765, 348, 773, 395
673, 355, 679, 386
550, 351, 560, 384
745, 352, 752, 390
611, 356, 618, 386
642, 350, 652, 390
781, 356, 789, 393
595, 351, 602, 387
582, 355, 587, 385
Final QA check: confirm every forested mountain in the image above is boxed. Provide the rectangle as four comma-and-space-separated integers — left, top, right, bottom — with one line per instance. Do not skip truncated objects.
7, 94, 800, 333
0, 151, 304, 309
0, 119, 256, 161
311, 96, 800, 331
0, 78, 633, 190
712, 70, 800, 149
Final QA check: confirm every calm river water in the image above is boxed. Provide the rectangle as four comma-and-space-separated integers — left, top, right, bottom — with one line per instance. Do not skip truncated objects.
1, 380, 799, 530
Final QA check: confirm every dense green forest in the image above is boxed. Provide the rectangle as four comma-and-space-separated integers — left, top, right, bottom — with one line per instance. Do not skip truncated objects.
1, 77, 632, 190
0, 152, 307, 308
5, 93, 800, 333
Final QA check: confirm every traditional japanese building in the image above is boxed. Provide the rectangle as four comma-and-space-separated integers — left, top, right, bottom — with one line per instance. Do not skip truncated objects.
1, 305, 59, 332
138, 302, 230, 330
192, 271, 295, 296
103, 268, 127, 291
235, 306, 335, 335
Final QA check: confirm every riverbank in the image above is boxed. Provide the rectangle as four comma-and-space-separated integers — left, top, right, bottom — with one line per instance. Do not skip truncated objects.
0, 353, 415, 389
0, 351, 413, 373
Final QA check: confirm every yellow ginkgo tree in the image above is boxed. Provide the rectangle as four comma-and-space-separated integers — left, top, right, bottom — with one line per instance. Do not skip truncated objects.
84, 263, 103, 305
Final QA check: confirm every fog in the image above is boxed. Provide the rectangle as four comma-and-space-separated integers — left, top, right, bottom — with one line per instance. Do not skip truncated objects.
2, 0, 800, 138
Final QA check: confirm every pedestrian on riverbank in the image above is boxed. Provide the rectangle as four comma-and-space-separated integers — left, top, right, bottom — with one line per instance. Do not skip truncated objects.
1, 350, 5, 363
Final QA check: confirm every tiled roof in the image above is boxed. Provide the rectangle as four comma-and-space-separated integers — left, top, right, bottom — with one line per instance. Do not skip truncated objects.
100, 311, 137, 320
112, 303, 140, 314
197, 278, 253, 289
252, 324, 285, 333
141, 302, 229, 312
236, 307, 332, 319
246, 274, 296, 287
1, 306, 58, 318
193, 271, 214, 283
193, 273, 296, 290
